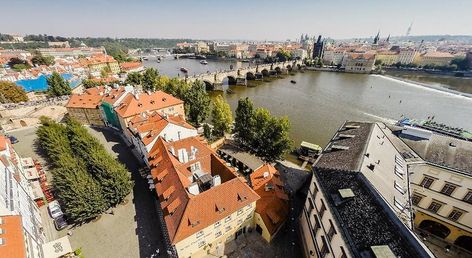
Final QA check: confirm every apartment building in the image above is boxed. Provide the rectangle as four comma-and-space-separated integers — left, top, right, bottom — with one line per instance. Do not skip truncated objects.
322, 48, 346, 66
299, 121, 433, 258
38, 47, 105, 58
66, 86, 130, 126
393, 126, 472, 253
79, 54, 120, 75
416, 51, 455, 66
127, 111, 197, 165
148, 136, 259, 257
343, 53, 376, 73
376, 50, 399, 66
0, 136, 44, 258
398, 48, 418, 65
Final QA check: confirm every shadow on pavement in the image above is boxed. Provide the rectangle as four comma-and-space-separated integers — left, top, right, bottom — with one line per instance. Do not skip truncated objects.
91, 127, 167, 258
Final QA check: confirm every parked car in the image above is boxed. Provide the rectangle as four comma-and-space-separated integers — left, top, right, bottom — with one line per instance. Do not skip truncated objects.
48, 201, 63, 219
7, 135, 19, 144
53, 215, 68, 231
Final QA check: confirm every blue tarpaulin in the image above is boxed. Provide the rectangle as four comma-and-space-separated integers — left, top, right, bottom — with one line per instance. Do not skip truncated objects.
15, 73, 81, 92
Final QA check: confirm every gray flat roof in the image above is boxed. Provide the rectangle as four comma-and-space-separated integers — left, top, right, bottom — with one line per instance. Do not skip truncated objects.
316, 122, 373, 171
218, 144, 264, 171
397, 132, 472, 176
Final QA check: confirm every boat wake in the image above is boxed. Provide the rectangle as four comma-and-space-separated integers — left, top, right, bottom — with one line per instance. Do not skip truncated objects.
372, 74, 472, 100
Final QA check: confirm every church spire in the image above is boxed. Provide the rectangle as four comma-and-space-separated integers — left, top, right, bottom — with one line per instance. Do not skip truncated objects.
386, 34, 390, 43
373, 30, 380, 44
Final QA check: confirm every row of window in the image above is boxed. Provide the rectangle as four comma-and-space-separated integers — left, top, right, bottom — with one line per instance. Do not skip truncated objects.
420, 176, 472, 203
412, 194, 465, 222
307, 182, 341, 258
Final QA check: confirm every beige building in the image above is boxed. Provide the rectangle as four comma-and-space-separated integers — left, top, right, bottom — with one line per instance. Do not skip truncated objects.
398, 48, 418, 64
393, 126, 472, 253
148, 136, 259, 257
299, 121, 433, 258
376, 50, 399, 66
416, 51, 455, 66
343, 53, 376, 73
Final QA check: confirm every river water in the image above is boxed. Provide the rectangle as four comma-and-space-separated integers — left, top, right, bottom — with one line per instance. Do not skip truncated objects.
144, 57, 472, 148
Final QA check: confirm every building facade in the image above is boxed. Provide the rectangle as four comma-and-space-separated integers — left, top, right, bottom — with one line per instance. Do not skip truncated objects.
299, 122, 433, 258
0, 136, 45, 258
343, 53, 376, 73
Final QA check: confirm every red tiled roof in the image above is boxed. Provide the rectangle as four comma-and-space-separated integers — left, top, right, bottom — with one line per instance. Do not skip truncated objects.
0, 215, 26, 258
114, 91, 183, 118
148, 137, 259, 244
0, 135, 9, 151
250, 164, 289, 235
120, 61, 143, 71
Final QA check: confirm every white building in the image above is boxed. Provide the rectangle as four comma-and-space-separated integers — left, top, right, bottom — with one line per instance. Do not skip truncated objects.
291, 49, 308, 60
0, 135, 45, 258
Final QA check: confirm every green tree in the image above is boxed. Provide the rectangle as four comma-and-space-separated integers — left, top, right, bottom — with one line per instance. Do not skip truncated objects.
142, 68, 160, 91
211, 95, 233, 137
0, 81, 28, 103
47, 72, 71, 97
184, 81, 210, 126
66, 119, 132, 206
125, 72, 143, 85
252, 108, 292, 161
8, 57, 32, 71
234, 97, 255, 147
100, 66, 112, 78
451, 57, 470, 71
203, 123, 212, 140
31, 52, 55, 66
36, 117, 106, 223
276, 50, 291, 62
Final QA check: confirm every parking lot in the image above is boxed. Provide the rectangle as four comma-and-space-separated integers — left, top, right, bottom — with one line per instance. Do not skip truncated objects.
9, 126, 167, 258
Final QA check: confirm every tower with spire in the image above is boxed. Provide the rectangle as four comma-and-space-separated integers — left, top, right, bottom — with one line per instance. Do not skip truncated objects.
373, 31, 380, 44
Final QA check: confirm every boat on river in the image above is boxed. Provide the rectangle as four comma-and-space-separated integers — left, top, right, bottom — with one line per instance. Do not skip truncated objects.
296, 141, 322, 162
290, 80, 296, 84
200, 60, 208, 65
180, 67, 188, 73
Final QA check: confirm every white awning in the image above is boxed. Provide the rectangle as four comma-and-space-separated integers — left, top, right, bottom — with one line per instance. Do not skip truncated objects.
42, 236, 73, 258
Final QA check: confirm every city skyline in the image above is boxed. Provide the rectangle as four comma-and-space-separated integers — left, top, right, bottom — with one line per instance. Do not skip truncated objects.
3, 0, 472, 41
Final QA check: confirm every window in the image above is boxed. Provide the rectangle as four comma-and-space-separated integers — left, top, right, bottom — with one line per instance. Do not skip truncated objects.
412, 194, 423, 206
319, 200, 326, 218
237, 219, 243, 225
313, 214, 321, 233
340, 247, 347, 258
394, 165, 404, 179
312, 182, 319, 198
327, 220, 337, 242
196, 230, 204, 238
245, 214, 252, 221
440, 183, 457, 196
307, 198, 315, 213
214, 221, 221, 228
448, 209, 463, 221
245, 203, 252, 210
394, 197, 405, 211
198, 240, 205, 248
215, 231, 222, 238
428, 201, 442, 213
237, 209, 243, 215
225, 225, 232, 232
420, 177, 435, 189
320, 236, 330, 258
225, 215, 231, 223
463, 191, 472, 204
394, 181, 405, 194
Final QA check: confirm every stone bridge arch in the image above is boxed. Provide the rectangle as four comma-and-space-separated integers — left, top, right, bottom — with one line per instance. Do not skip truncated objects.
261, 69, 269, 77
203, 80, 214, 91
246, 71, 256, 80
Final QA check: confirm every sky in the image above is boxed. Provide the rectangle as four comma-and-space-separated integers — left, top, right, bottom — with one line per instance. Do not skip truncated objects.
2, 0, 471, 41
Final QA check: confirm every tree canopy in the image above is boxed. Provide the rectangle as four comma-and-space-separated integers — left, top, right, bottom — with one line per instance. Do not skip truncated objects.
234, 98, 292, 161
211, 95, 233, 137
125, 72, 143, 85
31, 52, 55, 66
0, 81, 28, 103
47, 72, 71, 97
184, 81, 211, 126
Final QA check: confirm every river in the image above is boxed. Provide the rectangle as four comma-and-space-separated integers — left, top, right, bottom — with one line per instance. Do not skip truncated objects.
144, 57, 472, 148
